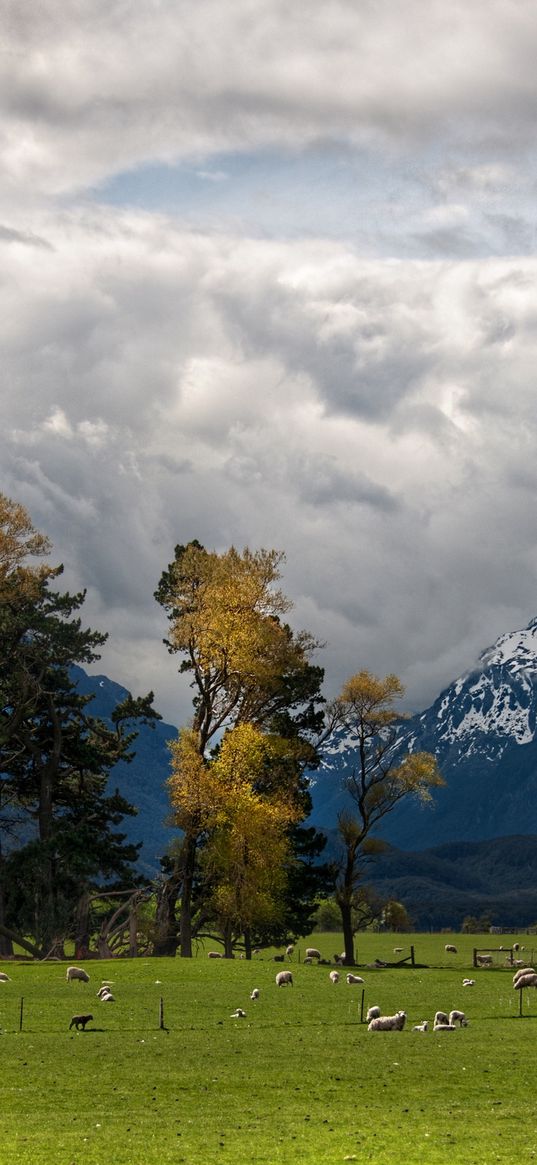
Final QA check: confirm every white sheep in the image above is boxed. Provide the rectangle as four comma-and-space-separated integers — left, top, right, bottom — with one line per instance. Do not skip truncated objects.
444, 944, 457, 954
368, 1010, 406, 1032
275, 970, 293, 987
286, 944, 294, 959
449, 1010, 468, 1027
462, 979, 476, 987
250, 987, 260, 1000
334, 952, 346, 964
393, 947, 403, 954
476, 955, 493, 967
513, 972, 537, 990
433, 1022, 456, 1031
99, 989, 115, 1002
230, 1008, 246, 1018
207, 951, 224, 959
0, 972, 11, 982
412, 1021, 428, 1032
366, 1005, 381, 1022
305, 948, 321, 961
329, 970, 340, 983
66, 966, 90, 984
434, 1010, 449, 1026
346, 973, 364, 984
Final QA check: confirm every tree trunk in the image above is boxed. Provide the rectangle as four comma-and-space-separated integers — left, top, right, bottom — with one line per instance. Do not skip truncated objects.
179, 834, 197, 958
338, 895, 355, 966
0, 922, 43, 959
223, 921, 234, 959
243, 927, 252, 960
0, 851, 13, 957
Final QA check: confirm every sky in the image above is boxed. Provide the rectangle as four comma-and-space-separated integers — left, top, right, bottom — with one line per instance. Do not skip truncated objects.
3, 0, 537, 726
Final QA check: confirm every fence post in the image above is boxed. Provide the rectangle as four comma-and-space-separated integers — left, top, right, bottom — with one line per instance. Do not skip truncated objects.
360, 989, 365, 1024
159, 997, 165, 1030
19, 997, 24, 1032
410, 945, 415, 967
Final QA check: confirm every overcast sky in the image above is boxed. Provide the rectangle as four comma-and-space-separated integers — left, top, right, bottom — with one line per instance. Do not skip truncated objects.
3, 0, 537, 726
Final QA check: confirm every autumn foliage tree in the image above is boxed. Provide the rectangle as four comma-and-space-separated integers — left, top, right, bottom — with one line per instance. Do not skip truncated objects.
327, 670, 444, 964
156, 541, 326, 956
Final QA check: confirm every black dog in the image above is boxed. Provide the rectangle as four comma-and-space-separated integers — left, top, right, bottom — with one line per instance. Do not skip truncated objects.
69, 1013, 93, 1031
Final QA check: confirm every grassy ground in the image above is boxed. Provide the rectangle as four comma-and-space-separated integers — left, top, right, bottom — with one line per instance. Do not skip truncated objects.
1, 932, 537, 1164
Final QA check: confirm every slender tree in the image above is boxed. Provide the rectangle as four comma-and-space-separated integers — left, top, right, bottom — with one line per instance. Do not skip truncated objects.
327, 670, 444, 964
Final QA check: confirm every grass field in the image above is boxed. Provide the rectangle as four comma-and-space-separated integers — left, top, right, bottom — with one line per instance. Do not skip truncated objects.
2, 932, 537, 1165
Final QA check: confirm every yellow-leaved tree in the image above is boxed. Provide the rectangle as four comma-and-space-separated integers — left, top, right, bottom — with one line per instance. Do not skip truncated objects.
327, 670, 444, 964
155, 542, 325, 957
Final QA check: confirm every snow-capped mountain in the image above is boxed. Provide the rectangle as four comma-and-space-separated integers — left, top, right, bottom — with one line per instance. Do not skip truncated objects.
307, 617, 537, 850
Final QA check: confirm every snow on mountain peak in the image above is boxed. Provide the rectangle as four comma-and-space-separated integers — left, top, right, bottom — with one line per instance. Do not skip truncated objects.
478, 618, 537, 672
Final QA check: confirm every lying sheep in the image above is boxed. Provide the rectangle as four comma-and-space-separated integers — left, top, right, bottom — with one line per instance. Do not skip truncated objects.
66, 966, 90, 984
230, 1008, 246, 1018
462, 978, 476, 987
366, 1005, 381, 1022
334, 952, 346, 964
250, 988, 260, 1000
207, 951, 224, 959
412, 1021, 428, 1032
445, 944, 457, 954
99, 990, 115, 1002
329, 970, 340, 984
0, 972, 11, 982
275, 970, 293, 987
346, 973, 364, 984
434, 1010, 449, 1026
449, 1010, 468, 1027
433, 1022, 456, 1031
368, 1010, 406, 1032
305, 948, 321, 961
273, 954, 285, 962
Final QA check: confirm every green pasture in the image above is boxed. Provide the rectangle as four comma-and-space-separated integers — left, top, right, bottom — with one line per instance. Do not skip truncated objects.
2, 932, 537, 1164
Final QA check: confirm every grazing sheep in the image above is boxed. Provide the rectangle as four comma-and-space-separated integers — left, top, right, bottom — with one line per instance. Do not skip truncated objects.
513, 966, 536, 984
207, 951, 224, 959
368, 1010, 406, 1032
449, 1010, 468, 1027
366, 1005, 381, 1022
329, 970, 340, 983
444, 944, 457, 954
230, 1008, 246, 1018
66, 966, 90, 984
305, 948, 321, 961
412, 1021, 428, 1032
513, 972, 537, 990
250, 988, 260, 1000
434, 1010, 450, 1026
69, 1013, 93, 1031
346, 973, 364, 984
275, 970, 293, 987
334, 952, 347, 964
0, 972, 11, 982
433, 1022, 456, 1031
462, 979, 476, 987
303, 957, 313, 964
513, 942, 520, 952
286, 944, 294, 959
476, 955, 493, 967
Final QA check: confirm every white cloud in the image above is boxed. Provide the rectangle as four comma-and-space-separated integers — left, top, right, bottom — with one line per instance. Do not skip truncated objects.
3, 205, 537, 722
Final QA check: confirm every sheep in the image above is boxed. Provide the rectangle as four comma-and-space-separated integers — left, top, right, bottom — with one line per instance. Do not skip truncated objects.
69, 1013, 93, 1031
433, 1022, 456, 1031
66, 966, 90, 984
513, 942, 520, 952
462, 979, 476, 987
273, 954, 285, 962
305, 948, 321, 961
513, 966, 536, 984
346, 973, 364, 984
230, 1008, 246, 1018
366, 1005, 381, 1022
368, 1010, 406, 1032
285, 944, 294, 959
334, 952, 347, 964
393, 947, 403, 954
303, 957, 313, 964
434, 1010, 450, 1026
99, 991, 115, 1002
513, 972, 537, 990
444, 944, 457, 954
476, 955, 493, 967
207, 951, 224, 959
275, 970, 293, 987
449, 1010, 468, 1027
329, 970, 340, 984
250, 988, 260, 1000
412, 1021, 428, 1032
0, 972, 11, 982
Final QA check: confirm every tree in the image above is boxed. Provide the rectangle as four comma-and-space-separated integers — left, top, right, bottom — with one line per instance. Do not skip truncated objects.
156, 541, 326, 956
327, 670, 444, 964
0, 494, 160, 953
